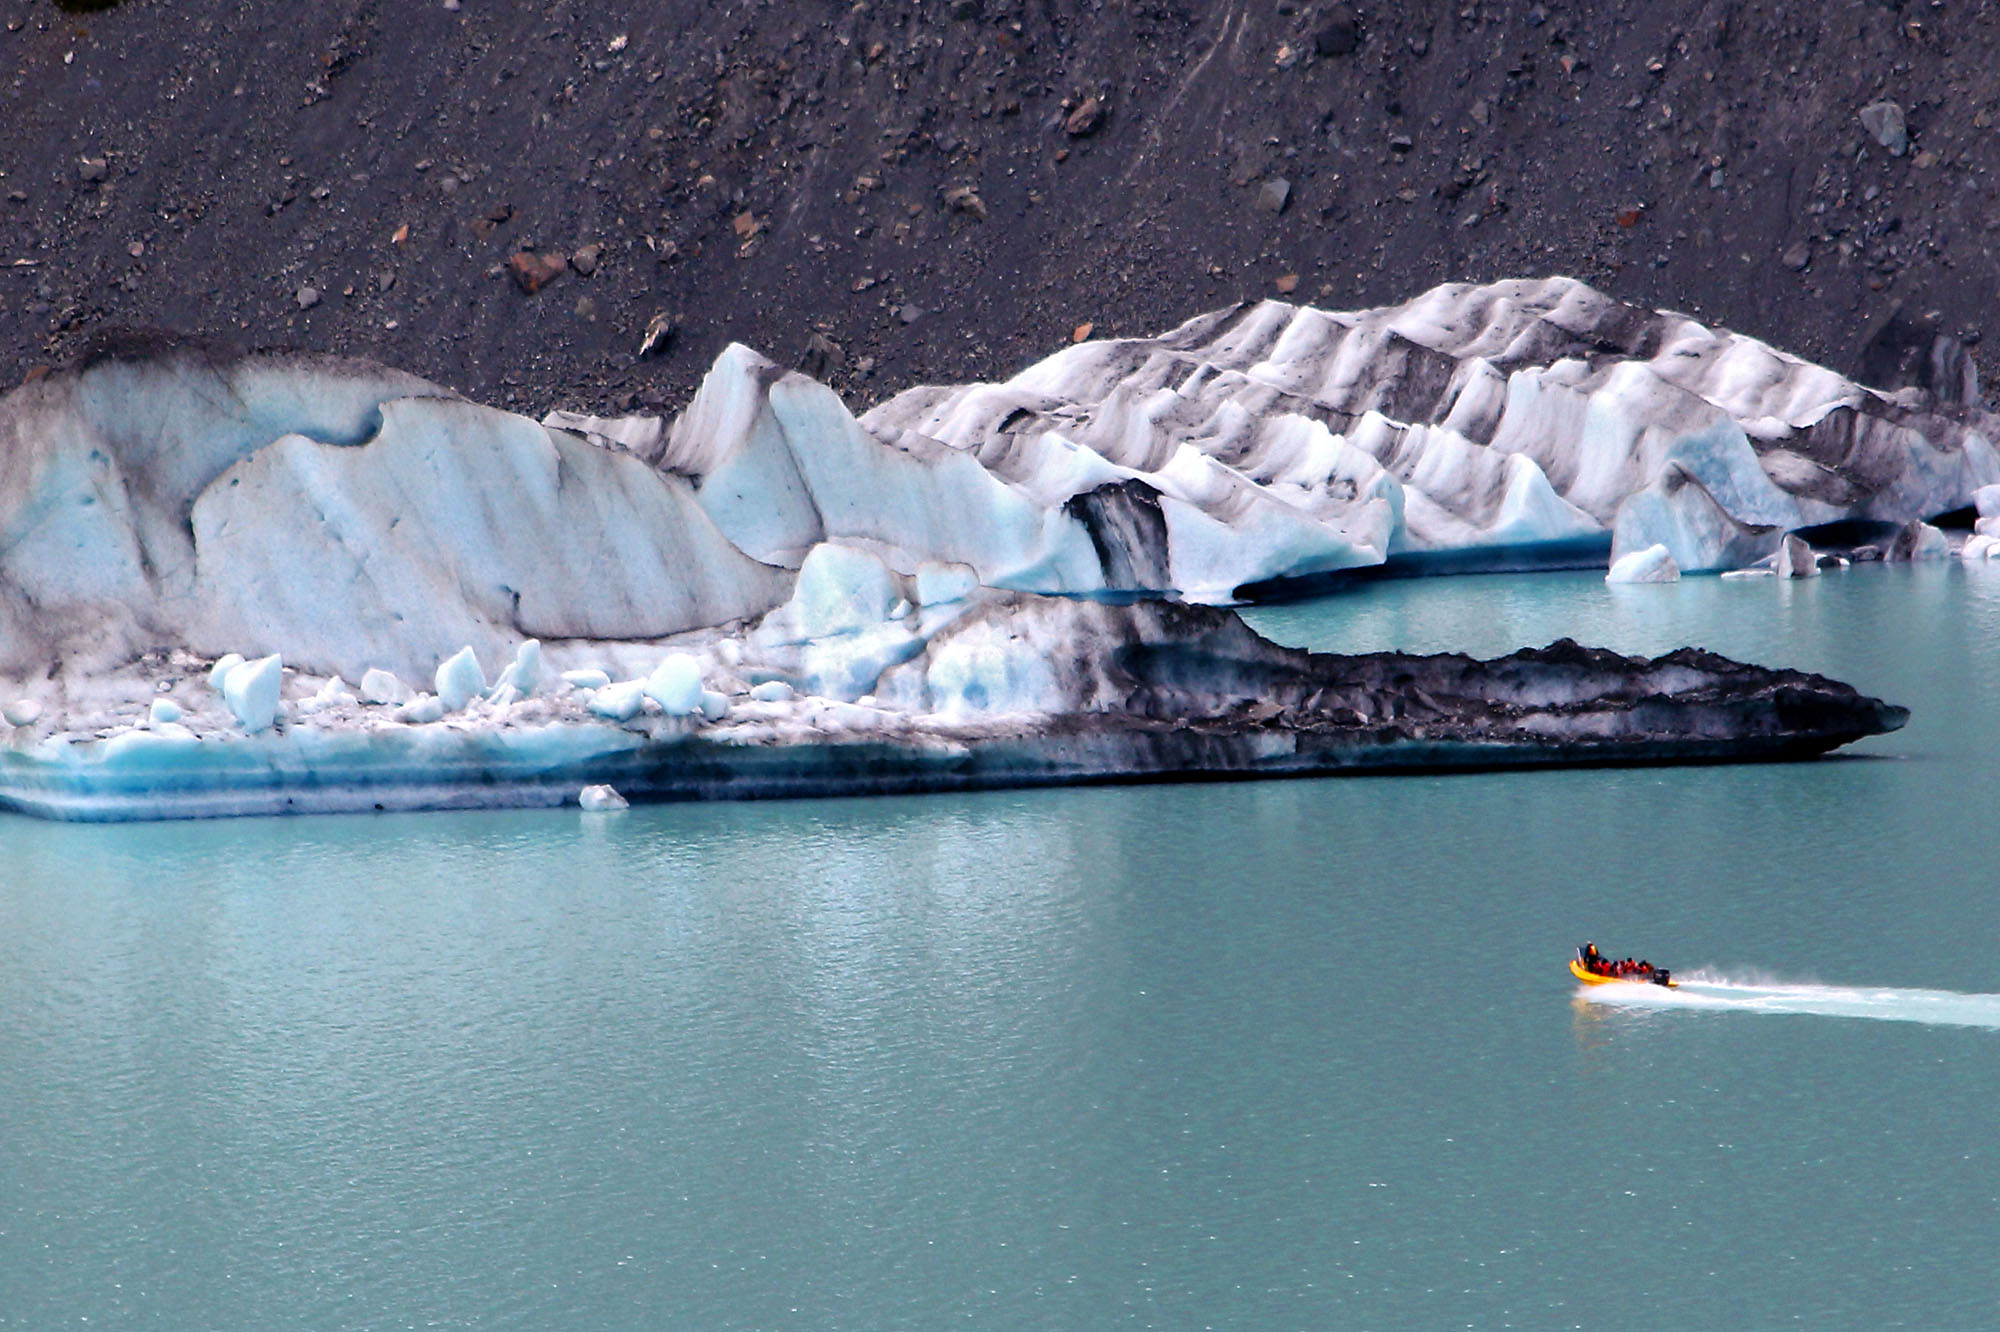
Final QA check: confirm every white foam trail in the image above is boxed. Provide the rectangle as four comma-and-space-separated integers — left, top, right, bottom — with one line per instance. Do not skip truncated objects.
1579, 970, 2000, 1030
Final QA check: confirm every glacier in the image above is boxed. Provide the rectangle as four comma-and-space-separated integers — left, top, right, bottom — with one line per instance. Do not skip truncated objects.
0, 280, 1946, 820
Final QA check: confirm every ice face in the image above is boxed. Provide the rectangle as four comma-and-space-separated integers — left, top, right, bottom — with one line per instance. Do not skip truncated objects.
0, 353, 790, 687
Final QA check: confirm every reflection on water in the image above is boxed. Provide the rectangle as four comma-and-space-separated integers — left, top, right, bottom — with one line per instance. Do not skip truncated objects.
4, 565, 2000, 1328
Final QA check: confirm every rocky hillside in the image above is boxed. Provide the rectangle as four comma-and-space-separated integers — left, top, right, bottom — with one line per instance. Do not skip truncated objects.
2, 0, 1993, 413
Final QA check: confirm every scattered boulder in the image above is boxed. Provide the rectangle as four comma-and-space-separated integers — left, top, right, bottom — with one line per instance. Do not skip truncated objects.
571, 242, 604, 276
295, 286, 321, 310
77, 156, 109, 186
638, 311, 676, 357
1255, 178, 1292, 214
943, 185, 988, 220
1064, 96, 1105, 138
507, 250, 567, 294
799, 331, 845, 380
1314, 8, 1361, 57
1859, 100, 1908, 156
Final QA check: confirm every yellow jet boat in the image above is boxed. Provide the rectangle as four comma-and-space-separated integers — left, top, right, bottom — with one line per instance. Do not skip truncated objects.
1569, 956, 1678, 988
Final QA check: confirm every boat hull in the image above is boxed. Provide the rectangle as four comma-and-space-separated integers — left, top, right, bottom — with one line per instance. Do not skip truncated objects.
1570, 958, 1678, 988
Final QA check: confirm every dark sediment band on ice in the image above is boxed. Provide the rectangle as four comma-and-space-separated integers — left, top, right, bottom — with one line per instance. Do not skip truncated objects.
0, 600, 1906, 822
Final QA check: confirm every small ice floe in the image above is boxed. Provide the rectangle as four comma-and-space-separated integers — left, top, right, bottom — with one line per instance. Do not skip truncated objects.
1773, 533, 1819, 579
1605, 543, 1679, 584
578, 784, 629, 812
148, 697, 183, 726
3, 698, 43, 727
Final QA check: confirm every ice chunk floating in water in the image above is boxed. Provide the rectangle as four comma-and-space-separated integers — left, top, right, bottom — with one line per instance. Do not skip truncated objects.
1580, 973, 2000, 1030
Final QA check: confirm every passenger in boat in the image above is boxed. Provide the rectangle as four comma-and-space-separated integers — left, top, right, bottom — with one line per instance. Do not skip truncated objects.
1579, 943, 1605, 974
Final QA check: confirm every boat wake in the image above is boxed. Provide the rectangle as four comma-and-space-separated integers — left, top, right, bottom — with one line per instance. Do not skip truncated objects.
1578, 970, 2000, 1030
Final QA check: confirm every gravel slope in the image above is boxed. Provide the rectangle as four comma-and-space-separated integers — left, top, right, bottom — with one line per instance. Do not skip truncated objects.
2, 0, 1991, 412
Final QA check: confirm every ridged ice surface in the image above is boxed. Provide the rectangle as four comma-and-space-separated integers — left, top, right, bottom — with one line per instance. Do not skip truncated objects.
858, 276, 1999, 584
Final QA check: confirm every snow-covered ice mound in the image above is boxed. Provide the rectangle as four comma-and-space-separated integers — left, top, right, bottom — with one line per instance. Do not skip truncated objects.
863, 276, 1998, 583
559, 276, 1995, 594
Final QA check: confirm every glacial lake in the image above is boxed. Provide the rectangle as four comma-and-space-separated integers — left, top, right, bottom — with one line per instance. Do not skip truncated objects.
3, 564, 1997, 1330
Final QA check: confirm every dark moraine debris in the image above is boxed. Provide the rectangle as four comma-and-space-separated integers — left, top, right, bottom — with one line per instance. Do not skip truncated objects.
589, 598, 1909, 809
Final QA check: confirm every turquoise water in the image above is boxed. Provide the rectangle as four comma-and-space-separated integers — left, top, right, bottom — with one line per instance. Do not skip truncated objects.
3, 565, 1998, 1329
